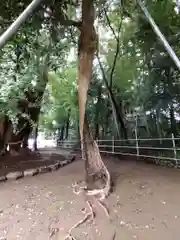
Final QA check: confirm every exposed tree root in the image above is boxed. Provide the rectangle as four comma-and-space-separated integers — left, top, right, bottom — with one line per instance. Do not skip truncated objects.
95, 198, 110, 219
112, 231, 116, 240
66, 177, 111, 239
65, 234, 78, 240
65, 200, 95, 240
68, 136, 112, 239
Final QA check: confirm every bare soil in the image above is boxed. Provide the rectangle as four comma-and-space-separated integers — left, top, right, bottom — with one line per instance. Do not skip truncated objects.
0, 148, 68, 177
0, 150, 180, 239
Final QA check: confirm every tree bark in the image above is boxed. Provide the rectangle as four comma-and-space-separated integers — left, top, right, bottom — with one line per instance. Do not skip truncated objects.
33, 123, 38, 151
8, 114, 28, 153
60, 125, 65, 141
22, 123, 31, 148
94, 86, 101, 140
169, 104, 177, 137
78, 0, 111, 196
65, 110, 71, 140
155, 109, 162, 143
0, 115, 10, 155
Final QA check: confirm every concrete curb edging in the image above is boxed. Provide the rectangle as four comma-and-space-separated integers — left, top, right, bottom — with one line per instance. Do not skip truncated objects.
0, 153, 76, 184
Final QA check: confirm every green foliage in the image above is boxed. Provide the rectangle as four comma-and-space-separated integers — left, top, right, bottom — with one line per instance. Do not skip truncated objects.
0, 0, 180, 141
39, 65, 78, 132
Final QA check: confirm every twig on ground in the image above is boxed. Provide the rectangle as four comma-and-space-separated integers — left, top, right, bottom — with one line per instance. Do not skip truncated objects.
49, 227, 59, 238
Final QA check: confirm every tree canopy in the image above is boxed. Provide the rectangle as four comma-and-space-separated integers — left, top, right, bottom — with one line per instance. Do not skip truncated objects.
0, 0, 180, 151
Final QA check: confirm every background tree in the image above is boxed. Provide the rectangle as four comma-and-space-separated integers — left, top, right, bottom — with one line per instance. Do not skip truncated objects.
0, 0, 180, 157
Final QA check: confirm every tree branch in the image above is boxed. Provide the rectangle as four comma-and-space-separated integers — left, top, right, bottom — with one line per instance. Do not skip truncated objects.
45, 7, 82, 29
104, 10, 118, 42
104, 9, 123, 88
96, 54, 128, 139
60, 19, 82, 28
111, 20, 122, 88
45, 8, 82, 28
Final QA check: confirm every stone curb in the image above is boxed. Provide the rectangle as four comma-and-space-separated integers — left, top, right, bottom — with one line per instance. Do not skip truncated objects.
0, 153, 76, 184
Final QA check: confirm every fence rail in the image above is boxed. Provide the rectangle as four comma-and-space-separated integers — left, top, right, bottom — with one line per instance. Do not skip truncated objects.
57, 135, 180, 167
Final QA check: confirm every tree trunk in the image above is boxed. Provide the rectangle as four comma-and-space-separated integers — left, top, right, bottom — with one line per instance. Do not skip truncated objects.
94, 86, 101, 140
142, 105, 150, 137
97, 56, 128, 139
104, 103, 111, 137
33, 123, 38, 151
169, 104, 177, 137
22, 123, 31, 148
94, 122, 99, 140
60, 125, 65, 141
8, 115, 28, 155
155, 109, 162, 143
65, 110, 71, 140
78, 0, 111, 197
0, 115, 10, 155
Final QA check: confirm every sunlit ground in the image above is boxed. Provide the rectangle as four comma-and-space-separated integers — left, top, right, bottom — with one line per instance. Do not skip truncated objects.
28, 137, 57, 149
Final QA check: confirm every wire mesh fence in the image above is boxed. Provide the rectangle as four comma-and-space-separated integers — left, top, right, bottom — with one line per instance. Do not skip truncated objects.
57, 134, 180, 168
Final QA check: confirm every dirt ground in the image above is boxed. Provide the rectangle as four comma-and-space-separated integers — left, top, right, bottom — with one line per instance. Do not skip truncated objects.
0, 151, 180, 240
0, 148, 69, 177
